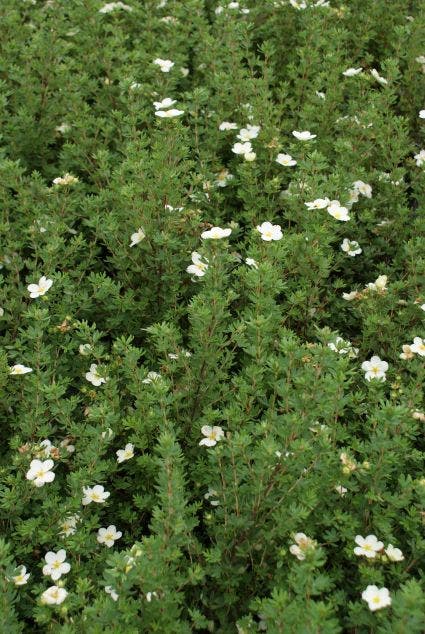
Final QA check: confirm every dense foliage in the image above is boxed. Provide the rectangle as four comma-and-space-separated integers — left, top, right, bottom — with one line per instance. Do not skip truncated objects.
1, 0, 424, 631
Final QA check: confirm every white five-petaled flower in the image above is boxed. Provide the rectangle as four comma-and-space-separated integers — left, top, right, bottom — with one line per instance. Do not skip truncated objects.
130, 227, 146, 247
342, 290, 359, 301
12, 566, 30, 586
354, 534, 384, 558
85, 363, 108, 386
116, 443, 135, 463
400, 344, 414, 360
276, 152, 297, 166
155, 109, 184, 118
327, 201, 350, 221
201, 226, 232, 240
82, 484, 110, 505
292, 130, 316, 141
385, 544, 404, 562
214, 169, 234, 187
219, 121, 238, 131
304, 197, 330, 210
27, 275, 53, 298
341, 239, 362, 256
414, 149, 425, 166
335, 485, 348, 496
370, 68, 388, 85
410, 336, 425, 356
59, 514, 80, 537
153, 98, 176, 109
26, 459, 55, 487
41, 586, 68, 605
232, 141, 255, 161
353, 180, 372, 198
327, 336, 358, 358
10, 364, 33, 375
361, 356, 388, 382
105, 586, 119, 601
153, 58, 174, 72
97, 525, 122, 547
204, 487, 220, 506
42, 550, 71, 581
245, 257, 258, 269
199, 425, 225, 447
99, 2, 133, 13
366, 274, 388, 291
79, 343, 93, 356
237, 124, 261, 141
289, 533, 316, 560
142, 371, 161, 384
187, 251, 209, 277
256, 221, 283, 241
420, 110, 425, 119
362, 586, 391, 612
342, 67, 363, 76
52, 173, 79, 186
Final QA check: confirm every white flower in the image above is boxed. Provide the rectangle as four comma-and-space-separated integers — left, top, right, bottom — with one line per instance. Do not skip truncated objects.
130, 227, 145, 247
420, 110, 425, 119
232, 141, 253, 155
27, 275, 53, 298
142, 371, 161, 384
219, 121, 238, 131
55, 122, 71, 134
289, 0, 307, 8
41, 586, 68, 605
153, 58, 174, 72
244, 151, 256, 161
199, 425, 225, 447
328, 336, 358, 358
52, 173, 79, 186
153, 98, 176, 110
361, 586, 391, 612
370, 68, 388, 85
12, 566, 30, 586
146, 591, 159, 601
97, 525, 122, 547
399, 344, 414, 360
366, 274, 388, 291
353, 180, 372, 198
410, 336, 425, 356
327, 202, 350, 221
420, 304, 425, 311
245, 257, 258, 269
214, 169, 234, 187
79, 343, 93, 356
99, 2, 133, 13
164, 204, 184, 212
201, 226, 232, 240
335, 485, 347, 496
101, 428, 114, 440
155, 109, 184, 118
416, 55, 425, 64
289, 533, 316, 560
304, 198, 330, 210
10, 364, 33, 375
38, 439, 56, 458
42, 550, 70, 581
187, 251, 208, 277
414, 149, 425, 166
204, 487, 220, 506
85, 363, 108, 386
361, 356, 388, 382
354, 534, 384, 558
59, 514, 80, 537
237, 124, 261, 141
82, 484, 110, 505
116, 443, 135, 463
292, 130, 316, 141
26, 459, 55, 487
276, 153, 297, 166
342, 291, 359, 301
105, 585, 119, 601
316, 91, 326, 99
256, 221, 283, 241
385, 544, 404, 562
342, 67, 363, 76
341, 239, 362, 256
